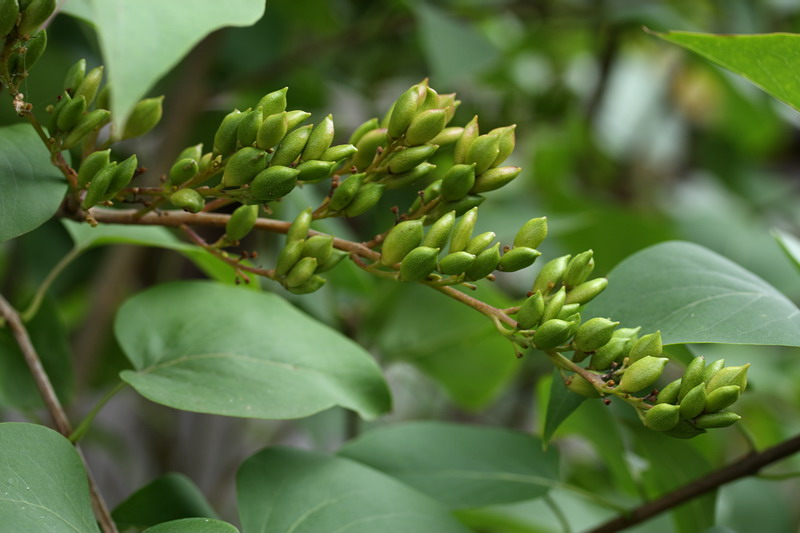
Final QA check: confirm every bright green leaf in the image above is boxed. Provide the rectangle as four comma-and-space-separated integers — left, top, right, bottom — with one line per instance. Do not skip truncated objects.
655, 31, 800, 112
61, 0, 266, 127
0, 423, 99, 532
115, 281, 391, 420
113, 473, 218, 530
142, 518, 239, 533
338, 421, 559, 509
584, 241, 800, 346
0, 125, 67, 243
773, 228, 800, 273
542, 370, 586, 444
237, 447, 471, 533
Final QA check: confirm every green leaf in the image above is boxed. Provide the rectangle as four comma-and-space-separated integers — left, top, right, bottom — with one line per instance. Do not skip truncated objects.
113, 473, 218, 530
655, 31, 800, 112
584, 241, 800, 346
61, 0, 266, 127
773, 228, 800, 273
0, 423, 99, 532
237, 447, 471, 533
143, 518, 239, 533
541, 370, 586, 444
0, 124, 67, 243
115, 281, 391, 420
338, 421, 559, 509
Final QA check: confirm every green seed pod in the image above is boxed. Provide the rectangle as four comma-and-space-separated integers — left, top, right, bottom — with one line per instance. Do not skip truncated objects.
121, 96, 164, 140
169, 158, 199, 186
516, 292, 545, 330
285, 256, 318, 288
449, 207, 478, 253
541, 286, 566, 323
388, 84, 423, 139
285, 110, 312, 130
95, 85, 110, 110
565, 277, 608, 305
11, 28, 46, 73
563, 250, 595, 288
61, 109, 111, 149
679, 383, 707, 420
565, 374, 600, 398
426, 194, 485, 221
471, 166, 522, 194
679, 356, 706, 401
302, 114, 335, 161
56, 94, 86, 131
557, 303, 581, 321
170, 188, 205, 213
257, 87, 288, 116
214, 110, 245, 156
237, 107, 263, 148
249, 165, 299, 202
613, 327, 641, 340
657, 378, 682, 404
351, 128, 387, 170
388, 145, 438, 174
590, 336, 627, 371
17, 0, 53, 35
628, 331, 663, 364
276, 239, 304, 276
664, 420, 706, 439
646, 403, 681, 431
381, 220, 424, 266
222, 147, 268, 187
437, 93, 460, 122
399, 246, 439, 282
514, 217, 547, 249
321, 144, 358, 162
301, 234, 334, 264
316, 249, 348, 273
466, 134, 500, 175
81, 162, 116, 209
618, 356, 668, 394
256, 111, 289, 150
440, 163, 476, 202
532, 254, 570, 295
271, 124, 312, 167
0, 0, 19, 38
329, 173, 365, 211
419, 86, 439, 112
533, 319, 573, 351
454, 115, 479, 165
348, 117, 379, 145
694, 411, 741, 429
287, 208, 312, 242
702, 359, 725, 383
704, 385, 741, 413
422, 210, 455, 250
105, 154, 138, 198
198, 152, 214, 174
63, 58, 85, 95
47, 92, 68, 133
343, 183, 384, 217
77, 149, 111, 188
499, 247, 541, 272
385, 162, 436, 190
226, 204, 259, 242
574, 317, 619, 353
465, 231, 496, 256
296, 160, 336, 182
438, 251, 475, 276
488, 125, 516, 167
288, 274, 326, 295
706, 364, 749, 394
465, 242, 501, 281
177, 143, 203, 163
429, 126, 464, 146
405, 108, 447, 146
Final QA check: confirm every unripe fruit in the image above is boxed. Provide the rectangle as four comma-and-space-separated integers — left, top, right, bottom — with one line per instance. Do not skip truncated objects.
385, 162, 435, 190
348, 117, 379, 145
430, 126, 464, 146
63, 58, 86, 95
388, 145, 438, 174
250, 165, 299, 202
465, 134, 500, 174
532, 255, 570, 295
285, 110, 312, 130
471, 166, 521, 193
646, 403, 681, 431
533, 319, 573, 351
19, 28, 46, 70
465, 242, 501, 280
438, 251, 475, 276
565, 374, 600, 398
574, 317, 619, 353
679, 383, 707, 420
656, 378, 682, 404
679, 356, 705, 401
170, 188, 204, 213
17, 0, 54, 36
77, 149, 110, 188
706, 364, 749, 394
516, 292, 545, 330
498, 247, 540, 272
426, 194, 485, 221
105, 154, 138, 198
169, 158, 199, 186
316, 249, 348, 273
226, 205, 259, 242
565, 278, 608, 305
557, 303, 581, 321
590, 336, 626, 370
271, 124, 312, 167
81, 162, 116, 209
222, 147, 268, 187
237, 107, 263, 148
56, 95, 86, 131
399, 246, 439, 282
664, 420, 706, 439
454, 115, 478, 165
329, 173, 365, 211
285, 256, 317, 288
381, 220, 424, 266
541, 286, 566, 323
0, 0, 19, 38
343, 183, 384, 217
489, 125, 516, 167
177, 143, 203, 163
449, 207, 478, 253
301, 235, 334, 264
704, 385, 740, 413
95, 85, 110, 110
288, 274, 326, 295
702, 359, 725, 383
214, 109, 245, 156
388, 84, 422, 139
440, 164, 476, 202
422, 211, 455, 250
257, 87, 288, 116
351, 128, 387, 170
121, 96, 164, 140
287, 208, 312, 242
405, 108, 447, 146
61, 109, 111, 149
563, 250, 595, 288
618, 356, 668, 393
302, 114, 335, 161
295, 160, 336, 182
256, 111, 289, 150
514, 217, 547, 249
464, 231, 495, 256
321, 144, 358, 162
276, 240, 304, 276
694, 411, 741, 429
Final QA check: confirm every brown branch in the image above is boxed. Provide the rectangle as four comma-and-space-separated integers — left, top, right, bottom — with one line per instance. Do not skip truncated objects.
0, 294, 118, 533
586, 433, 800, 533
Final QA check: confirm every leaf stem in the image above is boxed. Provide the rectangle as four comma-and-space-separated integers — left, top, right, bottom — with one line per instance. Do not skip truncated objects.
69, 381, 128, 443
21, 246, 83, 322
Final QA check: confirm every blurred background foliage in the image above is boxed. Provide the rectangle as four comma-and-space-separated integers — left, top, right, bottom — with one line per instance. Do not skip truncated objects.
2, 0, 800, 531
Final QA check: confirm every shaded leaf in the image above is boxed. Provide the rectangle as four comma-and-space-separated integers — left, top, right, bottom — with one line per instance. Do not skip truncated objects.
542, 370, 586, 444
143, 518, 239, 533
773, 228, 800, 273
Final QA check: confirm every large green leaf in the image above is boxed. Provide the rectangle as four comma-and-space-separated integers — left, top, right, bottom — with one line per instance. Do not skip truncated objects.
113, 473, 218, 530
773, 229, 800, 273
656, 31, 800, 112
114, 281, 391, 420
338, 421, 559, 509
541, 370, 586, 445
143, 518, 239, 533
237, 447, 471, 533
0, 423, 99, 533
584, 241, 800, 346
61, 0, 266, 128
0, 125, 67, 242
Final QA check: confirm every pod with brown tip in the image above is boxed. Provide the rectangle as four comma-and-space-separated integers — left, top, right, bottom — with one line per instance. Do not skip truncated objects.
399, 246, 439, 282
